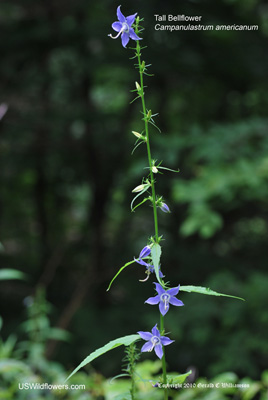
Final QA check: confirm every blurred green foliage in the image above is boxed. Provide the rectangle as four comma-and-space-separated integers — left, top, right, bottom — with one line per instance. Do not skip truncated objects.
0, 0, 268, 386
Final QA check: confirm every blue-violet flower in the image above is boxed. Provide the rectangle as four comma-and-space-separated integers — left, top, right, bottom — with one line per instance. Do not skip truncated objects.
139, 245, 151, 259
145, 282, 184, 316
108, 6, 142, 48
160, 202, 171, 213
138, 324, 174, 359
134, 246, 164, 281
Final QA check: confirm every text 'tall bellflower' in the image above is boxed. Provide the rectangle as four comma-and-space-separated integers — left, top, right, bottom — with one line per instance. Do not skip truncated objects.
108, 6, 142, 48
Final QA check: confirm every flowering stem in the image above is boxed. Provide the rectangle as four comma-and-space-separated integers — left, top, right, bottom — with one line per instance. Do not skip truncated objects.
135, 22, 167, 398
135, 40, 159, 243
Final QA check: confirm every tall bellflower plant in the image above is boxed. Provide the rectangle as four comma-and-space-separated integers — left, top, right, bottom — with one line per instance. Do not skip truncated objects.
66, 6, 244, 399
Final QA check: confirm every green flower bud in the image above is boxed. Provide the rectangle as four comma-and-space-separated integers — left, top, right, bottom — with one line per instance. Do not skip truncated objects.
135, 81, 141, 91
132, 183, 149, 193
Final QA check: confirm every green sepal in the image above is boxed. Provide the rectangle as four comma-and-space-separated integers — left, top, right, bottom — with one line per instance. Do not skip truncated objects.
65, 334, 140, 381
131, 197, 149, 212
131, 141, 144, 155
180, 285, 245, 301
157, 166, 180, 173
107, 260, 136, 291
151, 243, 162, 285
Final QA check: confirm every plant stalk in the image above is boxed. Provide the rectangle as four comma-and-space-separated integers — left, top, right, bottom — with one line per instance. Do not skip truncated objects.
135, 28, 168, 399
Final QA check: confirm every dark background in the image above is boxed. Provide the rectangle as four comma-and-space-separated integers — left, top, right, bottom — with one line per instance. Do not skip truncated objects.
0, 0, 268, 381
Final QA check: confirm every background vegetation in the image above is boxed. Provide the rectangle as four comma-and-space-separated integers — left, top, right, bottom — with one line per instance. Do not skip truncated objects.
0, 0, 268, 397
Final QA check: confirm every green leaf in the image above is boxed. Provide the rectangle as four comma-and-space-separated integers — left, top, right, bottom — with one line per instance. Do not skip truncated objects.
66, 334, 140, 381
157, 166, 180, 173
180, 285, 245, 301
131, 185, 150, 211
107, 260, 136, 291
167, 370, 192, 385
131, 197, 149, 212
0, 269, 27, 281
151, 243, 162, 285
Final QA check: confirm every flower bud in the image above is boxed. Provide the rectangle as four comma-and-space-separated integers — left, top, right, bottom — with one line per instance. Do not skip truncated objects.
132, 184, 148, 193
152, 166, 158, 173
135, 81, 141, 91
160, 202, 171, 213
132, 131, 143, 139
139, 245, 151, 259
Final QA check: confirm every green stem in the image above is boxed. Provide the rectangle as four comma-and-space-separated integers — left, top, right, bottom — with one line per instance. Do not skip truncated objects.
160, 315, 168, 398
136, 40, 159, 243
135, 29, 168, 399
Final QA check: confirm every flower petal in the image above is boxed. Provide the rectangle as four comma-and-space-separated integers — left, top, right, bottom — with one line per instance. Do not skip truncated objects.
167, 285, 180, 296
139, 245, 151, 259
126, 13, 137, 27
154, 343, 163, 359
154, 282, 165, 295
121, 32, 130, 47
134, 257, 149, 267
161, 336, 174, 346
159, 301, 169, 316
141, 341, 153, 353
145, 295, 160, 305
152, 324, 160, 337
129, 27, 142, 41
117, 5, 125, 23
169, 297, 184, 307
137, 331, 152, 341
112, 21, 122, 32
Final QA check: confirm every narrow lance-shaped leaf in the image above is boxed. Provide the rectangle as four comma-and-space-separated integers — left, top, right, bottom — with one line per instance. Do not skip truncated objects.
65, 334, 140, 381
167, 370, 192, 385
180, 285, 245, 301
151, 243, 162, 285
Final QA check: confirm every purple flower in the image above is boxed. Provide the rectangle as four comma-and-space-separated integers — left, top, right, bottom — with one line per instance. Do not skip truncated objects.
160, 202, 171, 213
138, 324, 174, 359
139, 245, 151, 259
108, 6, 142, 48
134, 246, 164, 281
145, 283, 184, 316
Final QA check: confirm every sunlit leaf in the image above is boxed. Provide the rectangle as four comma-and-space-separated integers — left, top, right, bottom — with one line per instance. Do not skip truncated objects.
180, 285, 244, 301
66, 334, 140, 381
151, 243, 162, 285
0, 269, 27, 281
